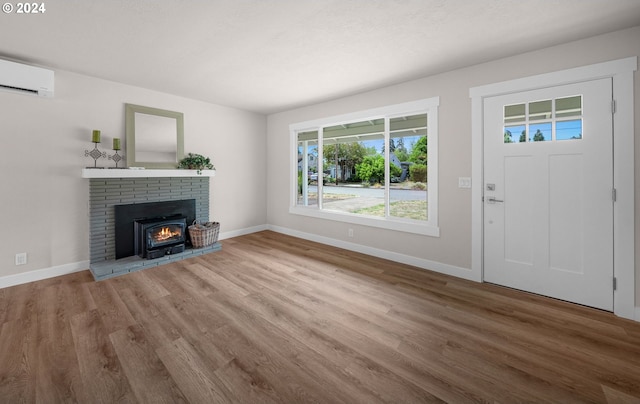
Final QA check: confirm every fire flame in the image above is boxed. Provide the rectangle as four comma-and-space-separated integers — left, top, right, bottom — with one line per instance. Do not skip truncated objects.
154, 226, 181, 242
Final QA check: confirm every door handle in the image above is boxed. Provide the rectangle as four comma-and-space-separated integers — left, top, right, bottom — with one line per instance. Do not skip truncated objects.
486, 196, 504, 204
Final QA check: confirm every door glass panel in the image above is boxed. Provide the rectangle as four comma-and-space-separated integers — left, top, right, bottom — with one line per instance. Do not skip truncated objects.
556, 95, 582, 118
556, 119, 583, 140
504, 124, 526, 143
556, 96, 583, 141
390, 113, 428, 221
529, 123, 551, 142
504, 103, 525, 124
504, 104, 525, 143
529, 99, 552, 121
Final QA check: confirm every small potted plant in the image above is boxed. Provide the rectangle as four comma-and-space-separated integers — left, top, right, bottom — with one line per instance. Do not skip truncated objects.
178, 153, 215, 174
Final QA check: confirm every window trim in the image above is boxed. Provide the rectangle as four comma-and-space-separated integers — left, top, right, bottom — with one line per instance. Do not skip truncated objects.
290, 98, 440, 237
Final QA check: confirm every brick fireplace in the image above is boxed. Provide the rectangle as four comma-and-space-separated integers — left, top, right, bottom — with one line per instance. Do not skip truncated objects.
84, 170, 220, 280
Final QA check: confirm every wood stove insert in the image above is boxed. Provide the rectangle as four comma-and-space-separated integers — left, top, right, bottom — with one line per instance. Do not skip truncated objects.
134, 215, 187, 259
114, 199, 196, 259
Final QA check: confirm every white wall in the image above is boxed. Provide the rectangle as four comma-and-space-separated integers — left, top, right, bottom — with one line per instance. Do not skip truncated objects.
266, 27, 640, 306
0, 69, 266, 279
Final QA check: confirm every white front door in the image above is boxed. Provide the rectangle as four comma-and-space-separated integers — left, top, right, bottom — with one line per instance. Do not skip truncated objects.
483, 78, 614, 311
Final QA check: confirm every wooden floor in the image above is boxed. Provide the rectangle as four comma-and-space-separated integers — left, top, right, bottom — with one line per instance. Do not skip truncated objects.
1, 231, 639, 403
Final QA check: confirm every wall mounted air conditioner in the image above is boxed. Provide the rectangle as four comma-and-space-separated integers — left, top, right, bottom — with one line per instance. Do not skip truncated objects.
0, 58, 54, 97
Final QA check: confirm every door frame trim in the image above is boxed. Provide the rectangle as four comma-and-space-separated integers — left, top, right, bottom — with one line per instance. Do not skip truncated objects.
470, 57, 637, 320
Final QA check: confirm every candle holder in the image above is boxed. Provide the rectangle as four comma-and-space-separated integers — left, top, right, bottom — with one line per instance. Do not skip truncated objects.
85, 141, 106, 168
108, 149, 125, 168
108, 137, 125, 168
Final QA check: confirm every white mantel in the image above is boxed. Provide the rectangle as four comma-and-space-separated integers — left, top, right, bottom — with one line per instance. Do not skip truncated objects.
82, 168, 216, 178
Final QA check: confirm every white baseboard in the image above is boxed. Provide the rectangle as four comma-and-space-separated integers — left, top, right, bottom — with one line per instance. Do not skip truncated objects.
267, 224, 476, 281
636, 307, 640, 322
0, 260, 89, 289
219, 224, 268, 241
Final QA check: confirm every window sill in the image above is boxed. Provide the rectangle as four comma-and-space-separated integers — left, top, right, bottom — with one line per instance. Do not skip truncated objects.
289, 206, 440, 237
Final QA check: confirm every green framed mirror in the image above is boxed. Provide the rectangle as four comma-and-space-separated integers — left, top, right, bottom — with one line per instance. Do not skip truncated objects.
125, 103, 184, 168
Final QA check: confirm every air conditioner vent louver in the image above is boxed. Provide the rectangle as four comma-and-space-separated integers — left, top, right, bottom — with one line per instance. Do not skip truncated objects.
0, 84, 39, 94
0, 59, 54, 97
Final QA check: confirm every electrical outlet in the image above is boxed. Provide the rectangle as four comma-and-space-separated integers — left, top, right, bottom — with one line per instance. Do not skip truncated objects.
348, 228, 354, 238
15, 253, 27, 266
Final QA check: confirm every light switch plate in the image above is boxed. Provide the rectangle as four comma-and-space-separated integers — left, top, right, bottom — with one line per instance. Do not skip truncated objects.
458, 177, 471, 188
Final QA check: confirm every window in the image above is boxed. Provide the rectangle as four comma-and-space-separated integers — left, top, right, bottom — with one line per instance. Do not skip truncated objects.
503, 95, 582, 143
290, 98, 439, 237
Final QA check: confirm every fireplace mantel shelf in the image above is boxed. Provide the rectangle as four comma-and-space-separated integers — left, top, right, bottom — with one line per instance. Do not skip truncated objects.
82, 168, 216, 178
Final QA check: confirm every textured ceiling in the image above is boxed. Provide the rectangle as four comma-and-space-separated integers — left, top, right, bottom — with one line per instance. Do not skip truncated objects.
1, 0, 639, 114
